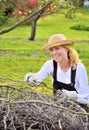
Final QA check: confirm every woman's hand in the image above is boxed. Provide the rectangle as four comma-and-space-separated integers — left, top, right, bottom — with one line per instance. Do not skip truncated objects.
57, 89, 78, 100
24, 72, 40, 85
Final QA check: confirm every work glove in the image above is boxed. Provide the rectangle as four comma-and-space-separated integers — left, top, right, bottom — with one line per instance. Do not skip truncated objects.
24, 72, 41, 86
57, 89, 78, 100
77, 95, 89, 104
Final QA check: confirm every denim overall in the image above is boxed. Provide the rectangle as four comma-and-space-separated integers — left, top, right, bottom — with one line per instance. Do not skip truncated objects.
53, 60, 77, 94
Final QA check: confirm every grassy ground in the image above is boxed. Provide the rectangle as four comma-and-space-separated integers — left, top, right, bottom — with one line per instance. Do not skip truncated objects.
0, 7, 89, 94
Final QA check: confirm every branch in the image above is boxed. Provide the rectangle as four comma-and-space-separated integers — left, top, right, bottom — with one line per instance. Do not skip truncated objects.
0, 1, 52, 35
0, 76, 24, 82
0, 98, 88, 116
0, 76, 48, 87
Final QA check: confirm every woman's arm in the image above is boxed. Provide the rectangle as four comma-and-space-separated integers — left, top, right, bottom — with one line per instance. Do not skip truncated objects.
75, 62, 89, 95
75, 62, 89, 103
37, 60, 53, 82
24, 60, 53, 84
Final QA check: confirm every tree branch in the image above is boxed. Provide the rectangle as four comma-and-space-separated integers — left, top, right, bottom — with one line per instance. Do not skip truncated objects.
0, 98, 88, 116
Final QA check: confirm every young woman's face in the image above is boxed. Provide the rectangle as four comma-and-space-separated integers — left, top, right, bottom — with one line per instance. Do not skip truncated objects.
49, 45, 68, 63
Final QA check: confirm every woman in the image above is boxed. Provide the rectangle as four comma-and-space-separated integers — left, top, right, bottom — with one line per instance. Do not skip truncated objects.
24, 34, 89, 104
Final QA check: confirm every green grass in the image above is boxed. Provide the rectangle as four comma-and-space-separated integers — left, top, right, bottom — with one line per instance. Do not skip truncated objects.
0, 7, 89, 94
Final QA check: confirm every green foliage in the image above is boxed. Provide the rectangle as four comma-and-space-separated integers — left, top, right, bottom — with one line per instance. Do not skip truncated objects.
71, 24, 89, 31
0, 11, 8, 26
59, 0, 85, 19
0, 6, 8, 26
59, 0, 79, 19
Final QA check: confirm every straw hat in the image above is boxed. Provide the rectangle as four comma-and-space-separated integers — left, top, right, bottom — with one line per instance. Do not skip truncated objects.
43, 34, 75, 50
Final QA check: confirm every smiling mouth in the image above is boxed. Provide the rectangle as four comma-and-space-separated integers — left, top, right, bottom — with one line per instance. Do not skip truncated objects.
54, 55, 61, 59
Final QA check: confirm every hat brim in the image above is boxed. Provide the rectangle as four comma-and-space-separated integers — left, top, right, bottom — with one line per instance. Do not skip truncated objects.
43, 40, 75, 50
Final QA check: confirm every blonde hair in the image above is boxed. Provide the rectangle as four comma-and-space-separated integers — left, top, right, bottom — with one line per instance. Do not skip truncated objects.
63, 45, 81, 69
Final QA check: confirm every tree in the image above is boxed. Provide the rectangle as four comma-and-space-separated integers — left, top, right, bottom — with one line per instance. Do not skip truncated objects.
29, 0, 59, 40
79, 0, 85, 7
68, 0, 85, 7
0, 0, 59, 40
0, 0, 80, 40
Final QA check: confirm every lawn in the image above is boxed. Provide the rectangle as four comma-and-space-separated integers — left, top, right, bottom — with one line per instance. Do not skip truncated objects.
0, 7, 89, 94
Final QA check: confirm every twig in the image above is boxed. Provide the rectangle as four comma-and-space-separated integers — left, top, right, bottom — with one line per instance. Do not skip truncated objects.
3, 116, 7, 130
27, 122, 39, 130
1, 99, 89, 116
23, 122, 26, 130
0, 76, 24, 82
9, 117, 16, 130
58, 119, 62, 130
7, 94, 10, 117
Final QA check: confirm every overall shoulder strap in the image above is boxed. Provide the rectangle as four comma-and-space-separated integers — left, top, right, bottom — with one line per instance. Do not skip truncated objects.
71, 67, 76, 87
53, 60, 77, 87
53, 60, 57, 80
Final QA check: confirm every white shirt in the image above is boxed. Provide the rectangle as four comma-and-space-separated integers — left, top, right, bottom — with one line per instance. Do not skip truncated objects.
37, 60, 89, 103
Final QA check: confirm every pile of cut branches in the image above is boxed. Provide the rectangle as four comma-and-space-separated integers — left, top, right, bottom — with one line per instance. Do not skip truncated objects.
0, 77, 89, 130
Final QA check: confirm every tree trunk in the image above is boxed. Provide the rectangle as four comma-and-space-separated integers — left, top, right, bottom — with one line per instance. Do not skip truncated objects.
29, 3, 50, 41
29, 18, 36, 41
29, 12, 43, 41
78, 0, 84, 7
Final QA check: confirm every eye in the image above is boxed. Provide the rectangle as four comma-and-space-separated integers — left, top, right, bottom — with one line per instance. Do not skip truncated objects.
55, 47, 60, 49
55, 46, 61, 50
49, 48, 53, 51
49, 46, 61, 51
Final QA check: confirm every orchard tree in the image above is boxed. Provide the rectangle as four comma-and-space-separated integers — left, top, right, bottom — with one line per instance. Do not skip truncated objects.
70, 0, 85, 7
0, 0, 81, 40
59, 0, 85, 19
29, 0, 59, 40
0, 0, 59, 40
79, 0, 85, 7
